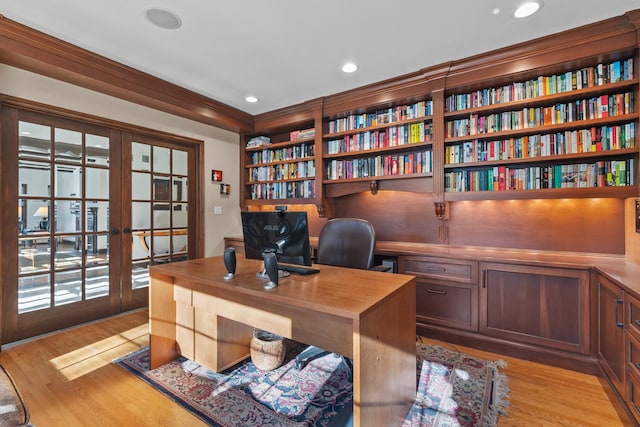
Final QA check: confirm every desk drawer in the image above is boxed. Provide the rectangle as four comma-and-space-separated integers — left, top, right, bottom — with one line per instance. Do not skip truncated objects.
416, 281, 478, 331
400, 256, 478, 284
628, 293, 640, 341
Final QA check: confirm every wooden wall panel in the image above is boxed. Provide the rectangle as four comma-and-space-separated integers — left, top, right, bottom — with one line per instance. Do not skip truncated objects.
328, 192, 626, 254
626, 198, 640, 263
449, 198, 625, 254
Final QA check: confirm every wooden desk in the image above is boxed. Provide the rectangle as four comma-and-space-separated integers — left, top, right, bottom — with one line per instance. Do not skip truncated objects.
149, 255, 416, 427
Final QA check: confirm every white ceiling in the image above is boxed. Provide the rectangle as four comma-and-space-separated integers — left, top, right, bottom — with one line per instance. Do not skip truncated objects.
1, 1, 639, 116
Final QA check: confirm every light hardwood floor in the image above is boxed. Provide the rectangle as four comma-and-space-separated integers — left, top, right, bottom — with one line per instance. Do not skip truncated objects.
0, 309, 630, 426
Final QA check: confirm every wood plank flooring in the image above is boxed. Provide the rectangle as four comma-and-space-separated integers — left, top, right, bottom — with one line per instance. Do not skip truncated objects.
0, 309, 629, 426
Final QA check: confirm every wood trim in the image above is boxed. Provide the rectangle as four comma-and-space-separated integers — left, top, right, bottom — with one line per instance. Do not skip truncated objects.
0, 15, 253, 133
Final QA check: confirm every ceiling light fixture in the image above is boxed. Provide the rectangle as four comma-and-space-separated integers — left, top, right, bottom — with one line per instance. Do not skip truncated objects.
245, 96, 258, 103
514, 2, 541, 19
342, 63, 358, 73
145, 8, 182, 30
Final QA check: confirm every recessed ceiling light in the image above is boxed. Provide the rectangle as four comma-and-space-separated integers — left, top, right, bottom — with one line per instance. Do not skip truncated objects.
145, 8, 182, 30
492, 8, 500, 15
245, 96, 258, 103
342, 63, 358, 73
514, 2, 541, 19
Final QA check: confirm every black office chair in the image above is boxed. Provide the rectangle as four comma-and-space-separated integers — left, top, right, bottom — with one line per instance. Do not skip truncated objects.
294, 218, 390, 377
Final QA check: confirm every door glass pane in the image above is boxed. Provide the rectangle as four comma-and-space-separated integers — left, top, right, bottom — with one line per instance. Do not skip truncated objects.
86, 168, 109, 199
19, 161, 50, 198
18, 237, 50, 274
153, 146, 170, 174
18, 274, 51, 313
173, 204, 188, 227
131, 261, 150, 290
132, 172, 151, 199
153, 176, 171, 201
153, 234, 170, 256
153, 204, 170, 228
19, 122, 51, 160
173, 233, 188, 255
55, 128, 82, 163
86, 134, 109, 165
172, 177, 187, 202
132, 202, 151, 229
132, 143, 151, 171
86, 266, 109, 299
86, 201, 109, 233
54, 238, 82, 270
87, 236, 108, 267
55, 200, 81, 233
173, 150, 188, 175
55, 164, 81, 198
54, 270, 82, 306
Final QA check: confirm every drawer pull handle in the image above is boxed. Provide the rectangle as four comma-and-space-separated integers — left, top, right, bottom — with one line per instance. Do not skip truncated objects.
635, 320, 640, 328
427, 289, 446, 295
615, 299, 624, 328
425, 267, 446, 272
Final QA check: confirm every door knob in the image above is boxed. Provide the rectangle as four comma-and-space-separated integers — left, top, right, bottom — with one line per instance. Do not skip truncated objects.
111, 228, 120, 235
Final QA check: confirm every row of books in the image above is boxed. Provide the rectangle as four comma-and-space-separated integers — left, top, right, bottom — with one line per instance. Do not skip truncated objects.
249, 143, 315, 164
445, 58, 634, 112
246, 135, 271, 148
445, 123, 636, 164
249, 160, 315, 182
327, 100, 433, 134
446, 92, 634, 138
248, 180, 316, 200
326, 150, 432, 180
445, 159, 635, 192
326, 122, 433, 154
289, 128, 315, 141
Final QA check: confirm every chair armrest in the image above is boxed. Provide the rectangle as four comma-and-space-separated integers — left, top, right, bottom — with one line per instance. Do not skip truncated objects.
370, 264, 391, 273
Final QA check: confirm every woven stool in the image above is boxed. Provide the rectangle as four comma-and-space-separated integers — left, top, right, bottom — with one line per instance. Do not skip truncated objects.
250, 330, 285, 371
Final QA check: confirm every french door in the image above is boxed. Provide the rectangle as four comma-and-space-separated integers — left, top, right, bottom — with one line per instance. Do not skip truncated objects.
0, 105, 199, 343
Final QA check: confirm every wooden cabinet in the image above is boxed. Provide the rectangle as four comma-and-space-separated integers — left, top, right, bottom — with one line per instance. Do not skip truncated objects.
598, 273, 626, 396
627, 293, 640, 424
480, 262, 590, 355
399, 256, 478, 332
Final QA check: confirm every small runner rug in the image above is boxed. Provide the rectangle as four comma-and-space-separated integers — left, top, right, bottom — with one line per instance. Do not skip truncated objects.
114, 340, 509, 426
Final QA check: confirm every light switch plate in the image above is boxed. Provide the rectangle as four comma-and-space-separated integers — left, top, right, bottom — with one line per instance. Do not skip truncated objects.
214, 206, 222, 215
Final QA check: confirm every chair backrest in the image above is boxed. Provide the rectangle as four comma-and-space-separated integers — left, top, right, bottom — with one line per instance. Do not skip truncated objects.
315, 218, 376, 270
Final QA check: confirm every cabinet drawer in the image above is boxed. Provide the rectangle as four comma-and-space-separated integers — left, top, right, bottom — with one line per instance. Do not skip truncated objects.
416, 281, 478, 331
628, 333, 640, 379
628, 368, 640, 425
401, 257, 478, 284
627, 293, 640, 340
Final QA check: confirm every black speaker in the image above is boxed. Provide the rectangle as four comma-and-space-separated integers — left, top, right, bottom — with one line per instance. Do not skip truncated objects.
223, 247, 236, 280
263, 252, 279, 289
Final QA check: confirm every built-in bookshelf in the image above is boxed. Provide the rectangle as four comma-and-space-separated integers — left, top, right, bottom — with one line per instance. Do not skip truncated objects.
243, 125, 319, 204
323, 101, 434, 185
443, 58, 638, 200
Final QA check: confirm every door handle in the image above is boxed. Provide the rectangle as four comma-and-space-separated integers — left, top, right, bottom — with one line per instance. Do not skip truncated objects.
111, 228, 120, 235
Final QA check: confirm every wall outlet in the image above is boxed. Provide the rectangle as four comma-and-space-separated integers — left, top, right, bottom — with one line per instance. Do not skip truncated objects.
214, 206, 222, 215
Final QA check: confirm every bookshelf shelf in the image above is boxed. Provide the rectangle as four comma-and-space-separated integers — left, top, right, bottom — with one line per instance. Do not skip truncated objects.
444, 184, 637, 201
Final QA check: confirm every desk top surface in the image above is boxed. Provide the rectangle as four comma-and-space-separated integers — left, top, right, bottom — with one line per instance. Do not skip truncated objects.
150, 255, 415, 320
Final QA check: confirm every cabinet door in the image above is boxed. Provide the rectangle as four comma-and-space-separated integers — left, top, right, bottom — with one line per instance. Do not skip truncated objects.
480, 262, 589, 354
597, 274, 625, 395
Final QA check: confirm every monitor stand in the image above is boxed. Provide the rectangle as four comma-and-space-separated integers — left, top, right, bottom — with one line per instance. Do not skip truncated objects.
256, 266, 289, 279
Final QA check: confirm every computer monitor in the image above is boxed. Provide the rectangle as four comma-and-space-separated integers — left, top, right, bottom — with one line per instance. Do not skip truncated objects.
241, 210, 312, 267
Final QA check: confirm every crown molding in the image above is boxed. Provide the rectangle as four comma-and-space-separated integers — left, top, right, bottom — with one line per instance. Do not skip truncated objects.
0, 15, 253, 133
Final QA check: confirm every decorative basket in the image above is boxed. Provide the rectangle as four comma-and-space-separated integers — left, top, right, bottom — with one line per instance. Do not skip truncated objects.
250, 330, 286, 371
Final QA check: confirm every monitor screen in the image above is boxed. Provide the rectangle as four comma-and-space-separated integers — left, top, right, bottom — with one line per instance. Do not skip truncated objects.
241, 211, 312, 266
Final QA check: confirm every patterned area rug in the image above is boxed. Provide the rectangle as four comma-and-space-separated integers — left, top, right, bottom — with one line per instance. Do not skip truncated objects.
114, 340, 509, 427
